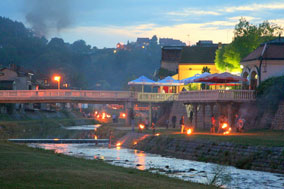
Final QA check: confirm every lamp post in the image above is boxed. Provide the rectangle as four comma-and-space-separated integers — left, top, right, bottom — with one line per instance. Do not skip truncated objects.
54, 76, 61, 90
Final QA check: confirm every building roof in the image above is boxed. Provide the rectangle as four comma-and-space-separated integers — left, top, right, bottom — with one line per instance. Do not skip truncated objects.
161, 46, 183, 62
179, 46, 218, 64
242, 38, 284, 62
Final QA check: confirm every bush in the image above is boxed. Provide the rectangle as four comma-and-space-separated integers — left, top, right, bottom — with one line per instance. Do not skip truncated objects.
256, 75, 284, 112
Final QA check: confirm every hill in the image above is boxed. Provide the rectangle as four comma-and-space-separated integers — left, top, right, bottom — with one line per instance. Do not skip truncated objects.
0, 17, 161, 90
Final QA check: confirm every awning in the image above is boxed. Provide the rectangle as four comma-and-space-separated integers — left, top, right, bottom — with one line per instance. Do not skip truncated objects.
181, 72, 211, 85
194, 72, 247, 83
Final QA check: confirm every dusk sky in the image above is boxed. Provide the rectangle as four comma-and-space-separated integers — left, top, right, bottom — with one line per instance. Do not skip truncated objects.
1, 0, 284, 48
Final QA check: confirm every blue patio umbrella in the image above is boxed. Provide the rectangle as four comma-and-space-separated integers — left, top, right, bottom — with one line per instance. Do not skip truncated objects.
155, 76, 183, 86
128, 75, 156, 92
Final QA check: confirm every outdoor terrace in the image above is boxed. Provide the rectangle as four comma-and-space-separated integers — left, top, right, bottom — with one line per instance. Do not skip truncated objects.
137, 90, 256, 103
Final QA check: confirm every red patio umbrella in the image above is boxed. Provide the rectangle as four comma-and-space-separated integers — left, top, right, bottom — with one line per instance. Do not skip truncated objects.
194, 72, 247, 83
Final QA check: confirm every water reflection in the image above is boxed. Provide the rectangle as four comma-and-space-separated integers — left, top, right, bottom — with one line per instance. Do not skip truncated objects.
28, 144, 284, 189
134, 149, 146, 171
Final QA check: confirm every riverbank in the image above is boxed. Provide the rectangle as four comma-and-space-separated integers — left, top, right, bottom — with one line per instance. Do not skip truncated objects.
0, 142, 213, 189
134, 134, 284, 174
0, 118, 99, 139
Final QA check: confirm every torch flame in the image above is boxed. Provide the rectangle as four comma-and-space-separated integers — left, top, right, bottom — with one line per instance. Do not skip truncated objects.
155, 133, 160, 136
187, 129, 192, 135
116, 142, 121, 147
222, 123, 228, 129
139, 124, 145, 130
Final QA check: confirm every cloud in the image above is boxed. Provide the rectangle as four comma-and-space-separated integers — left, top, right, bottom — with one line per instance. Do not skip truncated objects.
222, 2, 284, 12
59, 20, 237, 48
168, 8, 220, 17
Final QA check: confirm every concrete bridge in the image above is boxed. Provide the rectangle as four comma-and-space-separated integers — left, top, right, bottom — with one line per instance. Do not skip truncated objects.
0, 89, 256, 129
0, 89, 255, 103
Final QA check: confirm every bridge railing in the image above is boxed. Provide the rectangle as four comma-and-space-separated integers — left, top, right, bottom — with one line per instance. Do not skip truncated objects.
178, 90, 255, 102
0, 90, 134, 101
137, 92, 178, 102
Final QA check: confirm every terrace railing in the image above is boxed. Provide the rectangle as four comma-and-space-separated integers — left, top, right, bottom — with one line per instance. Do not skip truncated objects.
137, 92, 178, 102
178, 90, 256, 102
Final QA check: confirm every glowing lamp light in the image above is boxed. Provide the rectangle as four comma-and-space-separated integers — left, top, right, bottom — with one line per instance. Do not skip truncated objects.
122, 113, 126, 118
54, 76, 61, 82
187, 129, 192, 135
53, 75, 61, 89
240, 65, 244, 69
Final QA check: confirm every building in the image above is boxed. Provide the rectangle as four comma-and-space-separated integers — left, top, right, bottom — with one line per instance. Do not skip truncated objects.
160, 46, 184, 73
240, 37, 284, 90
159, 38, 186, 47
177, 46, 219, 81
136, 38, 150, 47
196, 40, 221, 47
0, 65, 34, 90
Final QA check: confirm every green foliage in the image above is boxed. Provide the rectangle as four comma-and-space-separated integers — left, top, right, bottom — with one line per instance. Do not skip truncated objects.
156, 68, 176, 79
256, 75, 284, 112
215, 18, 283, 72
202, 66, 211, 73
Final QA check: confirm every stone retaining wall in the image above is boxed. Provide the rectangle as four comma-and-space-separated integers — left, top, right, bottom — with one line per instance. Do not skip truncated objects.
135, 136, 284, 174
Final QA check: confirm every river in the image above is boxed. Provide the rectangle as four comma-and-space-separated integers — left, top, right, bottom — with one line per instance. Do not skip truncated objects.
28, 143, 284, 189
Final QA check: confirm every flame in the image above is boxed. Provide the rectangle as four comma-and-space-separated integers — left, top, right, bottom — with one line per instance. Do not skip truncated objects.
119, 112, 127, 119
222, 122, 231, 135
133, 141, 137, 145
139, 124, 145, 130
155, 133, 160, 136
116, 142, 121, 147
94, 135, 98, 140
187, 129, 192, 135
222, 123, 228, 129
102, 112, 106, 120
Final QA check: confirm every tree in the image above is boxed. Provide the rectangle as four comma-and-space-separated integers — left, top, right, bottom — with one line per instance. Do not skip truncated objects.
202, 66, 211, 73
215, 18, 283, 72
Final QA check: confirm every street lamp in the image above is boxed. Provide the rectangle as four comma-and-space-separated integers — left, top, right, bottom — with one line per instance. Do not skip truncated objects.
54, 76, 61, 89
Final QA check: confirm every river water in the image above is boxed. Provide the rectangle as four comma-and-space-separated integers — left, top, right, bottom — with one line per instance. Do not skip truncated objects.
28, 143, 284, 189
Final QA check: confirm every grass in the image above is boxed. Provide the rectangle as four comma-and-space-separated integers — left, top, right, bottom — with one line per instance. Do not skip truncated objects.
155, 129, 284, 147
0, 118, 98, 139
0, 142, 214, 188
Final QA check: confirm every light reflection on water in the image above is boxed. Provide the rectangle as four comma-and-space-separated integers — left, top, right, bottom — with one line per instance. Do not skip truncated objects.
28, 143, 284, 189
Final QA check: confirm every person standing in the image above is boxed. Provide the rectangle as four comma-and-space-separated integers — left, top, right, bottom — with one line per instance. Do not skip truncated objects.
144, 117, 149, 130
171, 116, 177, 128
189, 111, 193, 124
165, 119, 169, 129
180, 116, 185, 133
129, 109, 135, 132
210, 115, 216, 133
